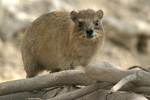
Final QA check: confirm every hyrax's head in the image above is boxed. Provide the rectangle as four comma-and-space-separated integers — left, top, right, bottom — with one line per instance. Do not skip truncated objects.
70, 9, 104, 43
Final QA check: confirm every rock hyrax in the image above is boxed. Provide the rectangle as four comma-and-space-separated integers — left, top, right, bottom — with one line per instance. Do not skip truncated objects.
22, 9, 105, 78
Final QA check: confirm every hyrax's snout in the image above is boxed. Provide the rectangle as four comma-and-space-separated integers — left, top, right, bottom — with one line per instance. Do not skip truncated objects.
86, 28, 94, 38
86, 29, 93, 35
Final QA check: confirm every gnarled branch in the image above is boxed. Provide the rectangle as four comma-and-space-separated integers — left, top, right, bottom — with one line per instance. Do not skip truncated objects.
0, 70, 94, 96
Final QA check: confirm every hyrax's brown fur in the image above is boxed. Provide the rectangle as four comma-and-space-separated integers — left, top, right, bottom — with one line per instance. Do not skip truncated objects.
22, 9, 105, 78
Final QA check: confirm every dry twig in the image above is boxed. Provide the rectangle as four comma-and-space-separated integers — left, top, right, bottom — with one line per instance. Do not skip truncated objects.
109, 74, 137, 93
128, 65, 150, 72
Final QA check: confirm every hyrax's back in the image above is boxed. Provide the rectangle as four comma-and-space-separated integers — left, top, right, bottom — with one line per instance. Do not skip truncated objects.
22, 9, 104, 78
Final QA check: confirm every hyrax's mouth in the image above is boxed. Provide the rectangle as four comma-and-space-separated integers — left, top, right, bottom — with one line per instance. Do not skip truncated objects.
86, 35, 95, 39
81, 35, 97, 42
82, 32, 97, 41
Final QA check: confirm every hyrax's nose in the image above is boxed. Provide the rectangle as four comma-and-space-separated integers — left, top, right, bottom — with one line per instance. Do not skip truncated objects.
86, 29, 93, 36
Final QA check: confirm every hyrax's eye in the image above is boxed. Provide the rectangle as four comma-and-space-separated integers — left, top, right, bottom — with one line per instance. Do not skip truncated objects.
95, 20, 99, 26
78, 22, 83, 28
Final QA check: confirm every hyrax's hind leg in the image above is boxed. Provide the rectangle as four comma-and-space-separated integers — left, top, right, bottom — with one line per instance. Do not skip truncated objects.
23, 56, 44, 78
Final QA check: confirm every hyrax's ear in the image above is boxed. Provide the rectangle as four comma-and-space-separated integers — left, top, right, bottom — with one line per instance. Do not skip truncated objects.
70, 11, 78, 22
96, 10, 104, 19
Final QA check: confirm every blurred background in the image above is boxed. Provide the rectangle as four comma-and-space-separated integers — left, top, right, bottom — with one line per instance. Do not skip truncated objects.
0, 0, 150, 82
